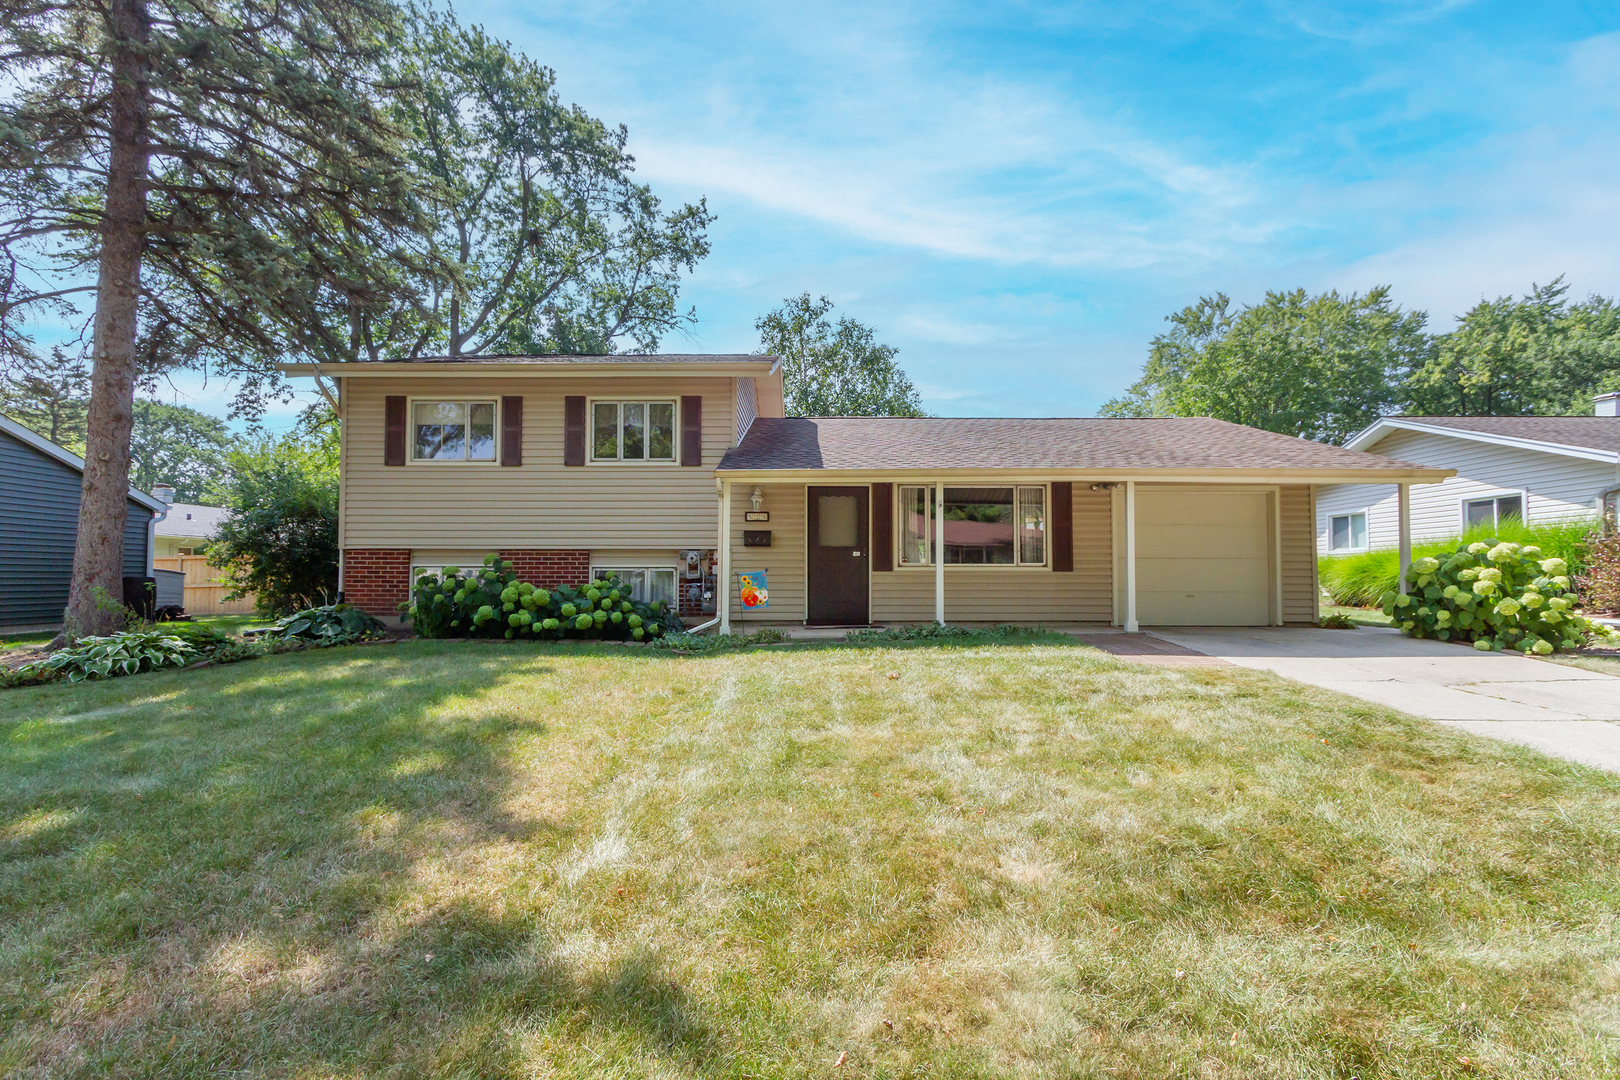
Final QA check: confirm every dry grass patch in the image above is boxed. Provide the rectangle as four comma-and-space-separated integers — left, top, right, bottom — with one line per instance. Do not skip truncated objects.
2, 639, 1619, 1077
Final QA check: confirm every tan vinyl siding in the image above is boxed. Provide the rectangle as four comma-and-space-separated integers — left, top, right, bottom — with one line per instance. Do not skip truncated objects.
728, 482, 807, 623
1280, 484, 1318, 623
868, 484, 1114, 624
342, 376, 732, 549
733, 377, 758, 445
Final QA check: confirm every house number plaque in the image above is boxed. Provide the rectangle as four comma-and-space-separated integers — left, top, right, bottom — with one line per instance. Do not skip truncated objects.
744, 511, 770, 522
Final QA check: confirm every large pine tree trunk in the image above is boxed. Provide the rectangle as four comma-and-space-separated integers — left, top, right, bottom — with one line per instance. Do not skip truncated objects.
59, 0, 152, 641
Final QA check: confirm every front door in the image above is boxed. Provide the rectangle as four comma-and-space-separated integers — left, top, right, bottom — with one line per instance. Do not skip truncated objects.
807, 486, 870, 625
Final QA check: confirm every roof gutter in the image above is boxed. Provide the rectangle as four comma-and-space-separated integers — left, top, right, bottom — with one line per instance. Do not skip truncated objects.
710, 466, 1456, 485
278, 360, 780, 379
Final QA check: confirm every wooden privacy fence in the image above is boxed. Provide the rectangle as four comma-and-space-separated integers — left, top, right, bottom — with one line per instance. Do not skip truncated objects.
152, 556, 258, 615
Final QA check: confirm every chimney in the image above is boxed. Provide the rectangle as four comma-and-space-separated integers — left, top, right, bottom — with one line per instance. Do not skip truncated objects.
151, 483, 175, 504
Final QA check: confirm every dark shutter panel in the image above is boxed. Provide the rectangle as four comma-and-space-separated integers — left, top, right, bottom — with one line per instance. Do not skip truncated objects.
681, 395, 702, 466
1051, 482, 1073, 572
563, 396, 586, 466
871, 483, 893, 571
384, 395, 407, 466
500, 396, 522, 466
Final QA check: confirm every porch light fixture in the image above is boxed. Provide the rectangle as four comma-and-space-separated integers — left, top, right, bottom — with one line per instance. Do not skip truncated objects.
750, 486, 764, 513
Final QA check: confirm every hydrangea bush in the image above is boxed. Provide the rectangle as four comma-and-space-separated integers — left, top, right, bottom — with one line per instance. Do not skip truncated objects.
1380, 540, 1597, 654
406, 554, 681, 642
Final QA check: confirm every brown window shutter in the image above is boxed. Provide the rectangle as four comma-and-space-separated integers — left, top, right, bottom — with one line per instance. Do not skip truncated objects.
1051, 482, 1073, 571
384, 395, 407, 466
563, 396, 586, 466
871, 482, 893, 570
681, 395, 702, 466
500, 396, 522, 466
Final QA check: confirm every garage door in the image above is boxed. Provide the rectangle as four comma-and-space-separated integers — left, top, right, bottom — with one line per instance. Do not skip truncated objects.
1136, 488, 1273, 626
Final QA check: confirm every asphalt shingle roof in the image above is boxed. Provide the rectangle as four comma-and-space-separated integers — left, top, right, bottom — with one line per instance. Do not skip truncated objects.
1391, 416, 1620, 454
156, 503, 229, 539
718, 417, 1436, 473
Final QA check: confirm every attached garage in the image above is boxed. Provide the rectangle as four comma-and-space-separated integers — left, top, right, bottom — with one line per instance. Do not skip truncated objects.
1134, 487, 1273, 626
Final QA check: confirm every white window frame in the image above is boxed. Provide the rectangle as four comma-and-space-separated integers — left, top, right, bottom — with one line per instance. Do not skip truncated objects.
894, 483, 1050, 569
409, 564, 477, 585
590, 564, 680, 607
1327, 511, 1369, 553
407, 397, 500, 465
1460, 489, 1528, 531
587, 397, 680, 464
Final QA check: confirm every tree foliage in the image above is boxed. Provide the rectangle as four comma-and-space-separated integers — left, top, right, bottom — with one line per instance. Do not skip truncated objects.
128, 399, 232, 501
207, 431, 338, 615
1101, 287, 1430, 444
2, 0, 426, 635
315, 5, 714, 362
0, 347, 90, 451
756, 294, 926, 417
1403, 279, 1620, 415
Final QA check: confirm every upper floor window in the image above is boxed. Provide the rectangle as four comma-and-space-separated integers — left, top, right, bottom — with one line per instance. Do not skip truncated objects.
414, 400, 495, 461
593, 400, 675, 461
1328, 512, 1367, 552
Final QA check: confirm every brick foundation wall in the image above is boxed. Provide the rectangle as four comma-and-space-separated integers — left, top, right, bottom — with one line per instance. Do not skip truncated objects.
500, 549, 592, 588
342, 549, 411, 620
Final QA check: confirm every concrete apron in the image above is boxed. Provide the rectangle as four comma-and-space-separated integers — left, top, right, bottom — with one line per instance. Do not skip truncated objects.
1146, 626, 1620, 775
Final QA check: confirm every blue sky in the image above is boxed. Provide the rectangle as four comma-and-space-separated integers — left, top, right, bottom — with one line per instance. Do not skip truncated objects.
169, 1, 1620, 423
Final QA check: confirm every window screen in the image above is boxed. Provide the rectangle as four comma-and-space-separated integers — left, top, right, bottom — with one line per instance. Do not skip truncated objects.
818, 495, 858, 547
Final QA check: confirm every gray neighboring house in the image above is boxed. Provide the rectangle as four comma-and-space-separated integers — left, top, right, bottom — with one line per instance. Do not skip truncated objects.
0, 413, 170, 632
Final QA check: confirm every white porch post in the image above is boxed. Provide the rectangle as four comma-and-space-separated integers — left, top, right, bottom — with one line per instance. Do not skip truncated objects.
934, 481, 945, 624
719, 481, 732, 633
1397, 481, 1412, 596
1124, 480, 1139, 632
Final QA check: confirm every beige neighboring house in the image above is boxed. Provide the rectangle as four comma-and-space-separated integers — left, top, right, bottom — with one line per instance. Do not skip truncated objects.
148, 486, 256, 613
280, 353, 1453, 631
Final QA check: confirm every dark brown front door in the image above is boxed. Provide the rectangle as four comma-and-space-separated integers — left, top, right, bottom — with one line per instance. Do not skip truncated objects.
807, 486, 870, 625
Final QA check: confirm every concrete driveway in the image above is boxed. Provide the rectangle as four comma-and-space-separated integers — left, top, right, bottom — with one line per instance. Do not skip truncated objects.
1147, 626, 1620, 774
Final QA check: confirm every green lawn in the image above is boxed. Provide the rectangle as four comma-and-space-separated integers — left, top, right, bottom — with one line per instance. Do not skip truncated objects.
1321, 604, 1395, 627
4, 640, 1620, 1077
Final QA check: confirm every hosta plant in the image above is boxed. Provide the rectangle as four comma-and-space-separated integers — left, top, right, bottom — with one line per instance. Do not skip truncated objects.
261, 604, 387, 646
22, 628, 196, 683
1381, 540, 1600, 654
407, 554, 682, 641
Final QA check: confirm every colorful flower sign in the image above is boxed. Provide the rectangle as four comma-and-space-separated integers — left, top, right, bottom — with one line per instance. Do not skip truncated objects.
739, 571, 769, 609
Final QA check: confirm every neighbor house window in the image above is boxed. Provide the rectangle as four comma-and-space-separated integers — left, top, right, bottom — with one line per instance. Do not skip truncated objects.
896, 485, 1046, 566
413, 400, 496, 460
1328, 512, 1368, 552
592, 567, 676, 607
592, 400, 676, 461
1465, 494, 1524, 530
410, 564, 475, 585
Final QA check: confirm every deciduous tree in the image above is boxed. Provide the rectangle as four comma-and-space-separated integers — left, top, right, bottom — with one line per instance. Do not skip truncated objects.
1102, 287, 1430, 444
756, 294, 926, 417
207, 430, 337, 615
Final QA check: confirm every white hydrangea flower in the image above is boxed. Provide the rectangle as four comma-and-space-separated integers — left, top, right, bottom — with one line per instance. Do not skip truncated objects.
1487, 542, 1520, 562
1521, 546, 1542, 558
1494, 597, 1521, 617
1552, 575, 1570, 590
1442, 584, 1460, 600
1394, 593, 1413, 607
1472, 580, 1498, 596
1532, 639, 1554, 655
1412, 556, 1441, 575
1539, 558, 1568, 575
1474, 639, 1493, 651
1458, 568, 1479, 581
1468, 542, 1490, 555
1436, 609, 1452, 623
1548, 596, 1571, 611
1520, 592, 1544, 609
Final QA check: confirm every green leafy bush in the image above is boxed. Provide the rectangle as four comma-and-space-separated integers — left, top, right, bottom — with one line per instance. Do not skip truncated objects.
1576, 531, 1620, 615
156, 621, 233, 651
407, 555, 682, 641
1380, 539, 1598, 653
261, 604, 387, 646
1322, 517, 1597, 606
843, 623, 1053, 646
20, 628, 196, 683
650, 628, 789, 652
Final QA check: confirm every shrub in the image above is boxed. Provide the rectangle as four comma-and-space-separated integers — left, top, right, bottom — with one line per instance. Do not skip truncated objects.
407, 555, 683, 642
260, 604, 387, 646
843, 624, 1052, 646
1380, 539, 1599, 653
650, 628, 789, 653
156, 621, 233, 651
1322, 517, 1599, 606
20, 627, 195, 683
1576, 531, 1620, 615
